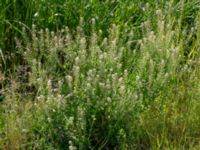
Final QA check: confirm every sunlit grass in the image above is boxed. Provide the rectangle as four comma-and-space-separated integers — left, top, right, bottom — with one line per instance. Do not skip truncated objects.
0, 0, 200, 149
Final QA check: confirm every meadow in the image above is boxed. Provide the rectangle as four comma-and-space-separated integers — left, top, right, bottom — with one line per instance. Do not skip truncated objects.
0, 0, 200, 149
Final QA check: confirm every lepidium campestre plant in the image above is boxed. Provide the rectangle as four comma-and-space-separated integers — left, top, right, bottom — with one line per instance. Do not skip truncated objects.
134, 10, 185, 103
133, 9, 200, 148
15, 18, 136, 149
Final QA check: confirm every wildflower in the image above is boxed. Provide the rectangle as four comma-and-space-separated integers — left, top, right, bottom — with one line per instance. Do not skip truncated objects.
96, 74, 100, 79
80, 37, 86, 49
103, 52, 108, 59
118, 77, 123, 85
101, 38, 108, 47
106, 82, 111, 90
66, 75, 72, 83
86, 83, 91, 90
119, 85, 125, 94
22, 129, 28, 133
75, 56, 80, 65
117, 63, 122, 70
99, 82, 105, 88
69, 141, 77, 150
134, 94, 138, 99
107, 97, 112, 103
69, 117, 74, 124
65, 75, 73, 88
47, 117, 51, 123
164, 73, 169, 78
37, 95, 44, 100
124, 69, 128, 79
142, 6, 146, 11
32, 24, 36, 30
92, 115, 96, 121
112, 73, 117, 80
111, 40, 116, 48
47, 80, 51, 89
57, 94, 62, 100
69, 145, 77, 150
91, 18, 96, 25
160, 59, 165, 67
114, 57, 118, 62
58, 80, 62, 88
155, 9, 162, 15
99, 54, 104, 60
50, 31, 54, 37
136, 75, 140, 82
73, 66, 80, 75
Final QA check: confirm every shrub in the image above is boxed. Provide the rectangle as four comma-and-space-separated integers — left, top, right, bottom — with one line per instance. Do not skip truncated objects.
8, 18, 137, 149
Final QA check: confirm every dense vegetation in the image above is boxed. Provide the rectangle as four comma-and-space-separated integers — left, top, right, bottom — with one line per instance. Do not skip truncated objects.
0, 0, 200, 149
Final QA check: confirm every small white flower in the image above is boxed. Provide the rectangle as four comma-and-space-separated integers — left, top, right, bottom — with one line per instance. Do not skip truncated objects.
65, 75, 73, 83
119, 85, 125, 94
88, 69, 93, 76
118, 77, 123, 83
69, 145, 77, 150
75, 57, 80, 65
156, 9, 162, 15
99, 82, 105, 88
107, 97, 112, 103
86, 83, 91, 89
99, 54, 104, 60
124, 69, 128, 79
136, 75, 140, 81
74, 66, 80, 74
22, 129, 28, 133
117, 63, 122, 69
47, 117, 51, 122
142, 7, 146, 11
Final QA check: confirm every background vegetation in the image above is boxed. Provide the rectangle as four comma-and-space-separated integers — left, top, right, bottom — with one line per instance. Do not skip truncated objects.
0, 0, 200, 149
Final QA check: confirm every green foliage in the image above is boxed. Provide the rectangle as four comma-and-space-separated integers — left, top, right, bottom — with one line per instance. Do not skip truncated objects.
0, 0, 200, 149
10, 20, 137, 149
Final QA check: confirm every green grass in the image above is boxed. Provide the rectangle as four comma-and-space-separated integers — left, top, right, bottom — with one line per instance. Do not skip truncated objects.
0, 0, 200, 149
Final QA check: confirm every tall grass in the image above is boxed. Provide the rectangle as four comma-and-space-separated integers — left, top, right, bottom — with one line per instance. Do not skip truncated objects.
0, 0, 200, 149
1, 0, 199, 72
